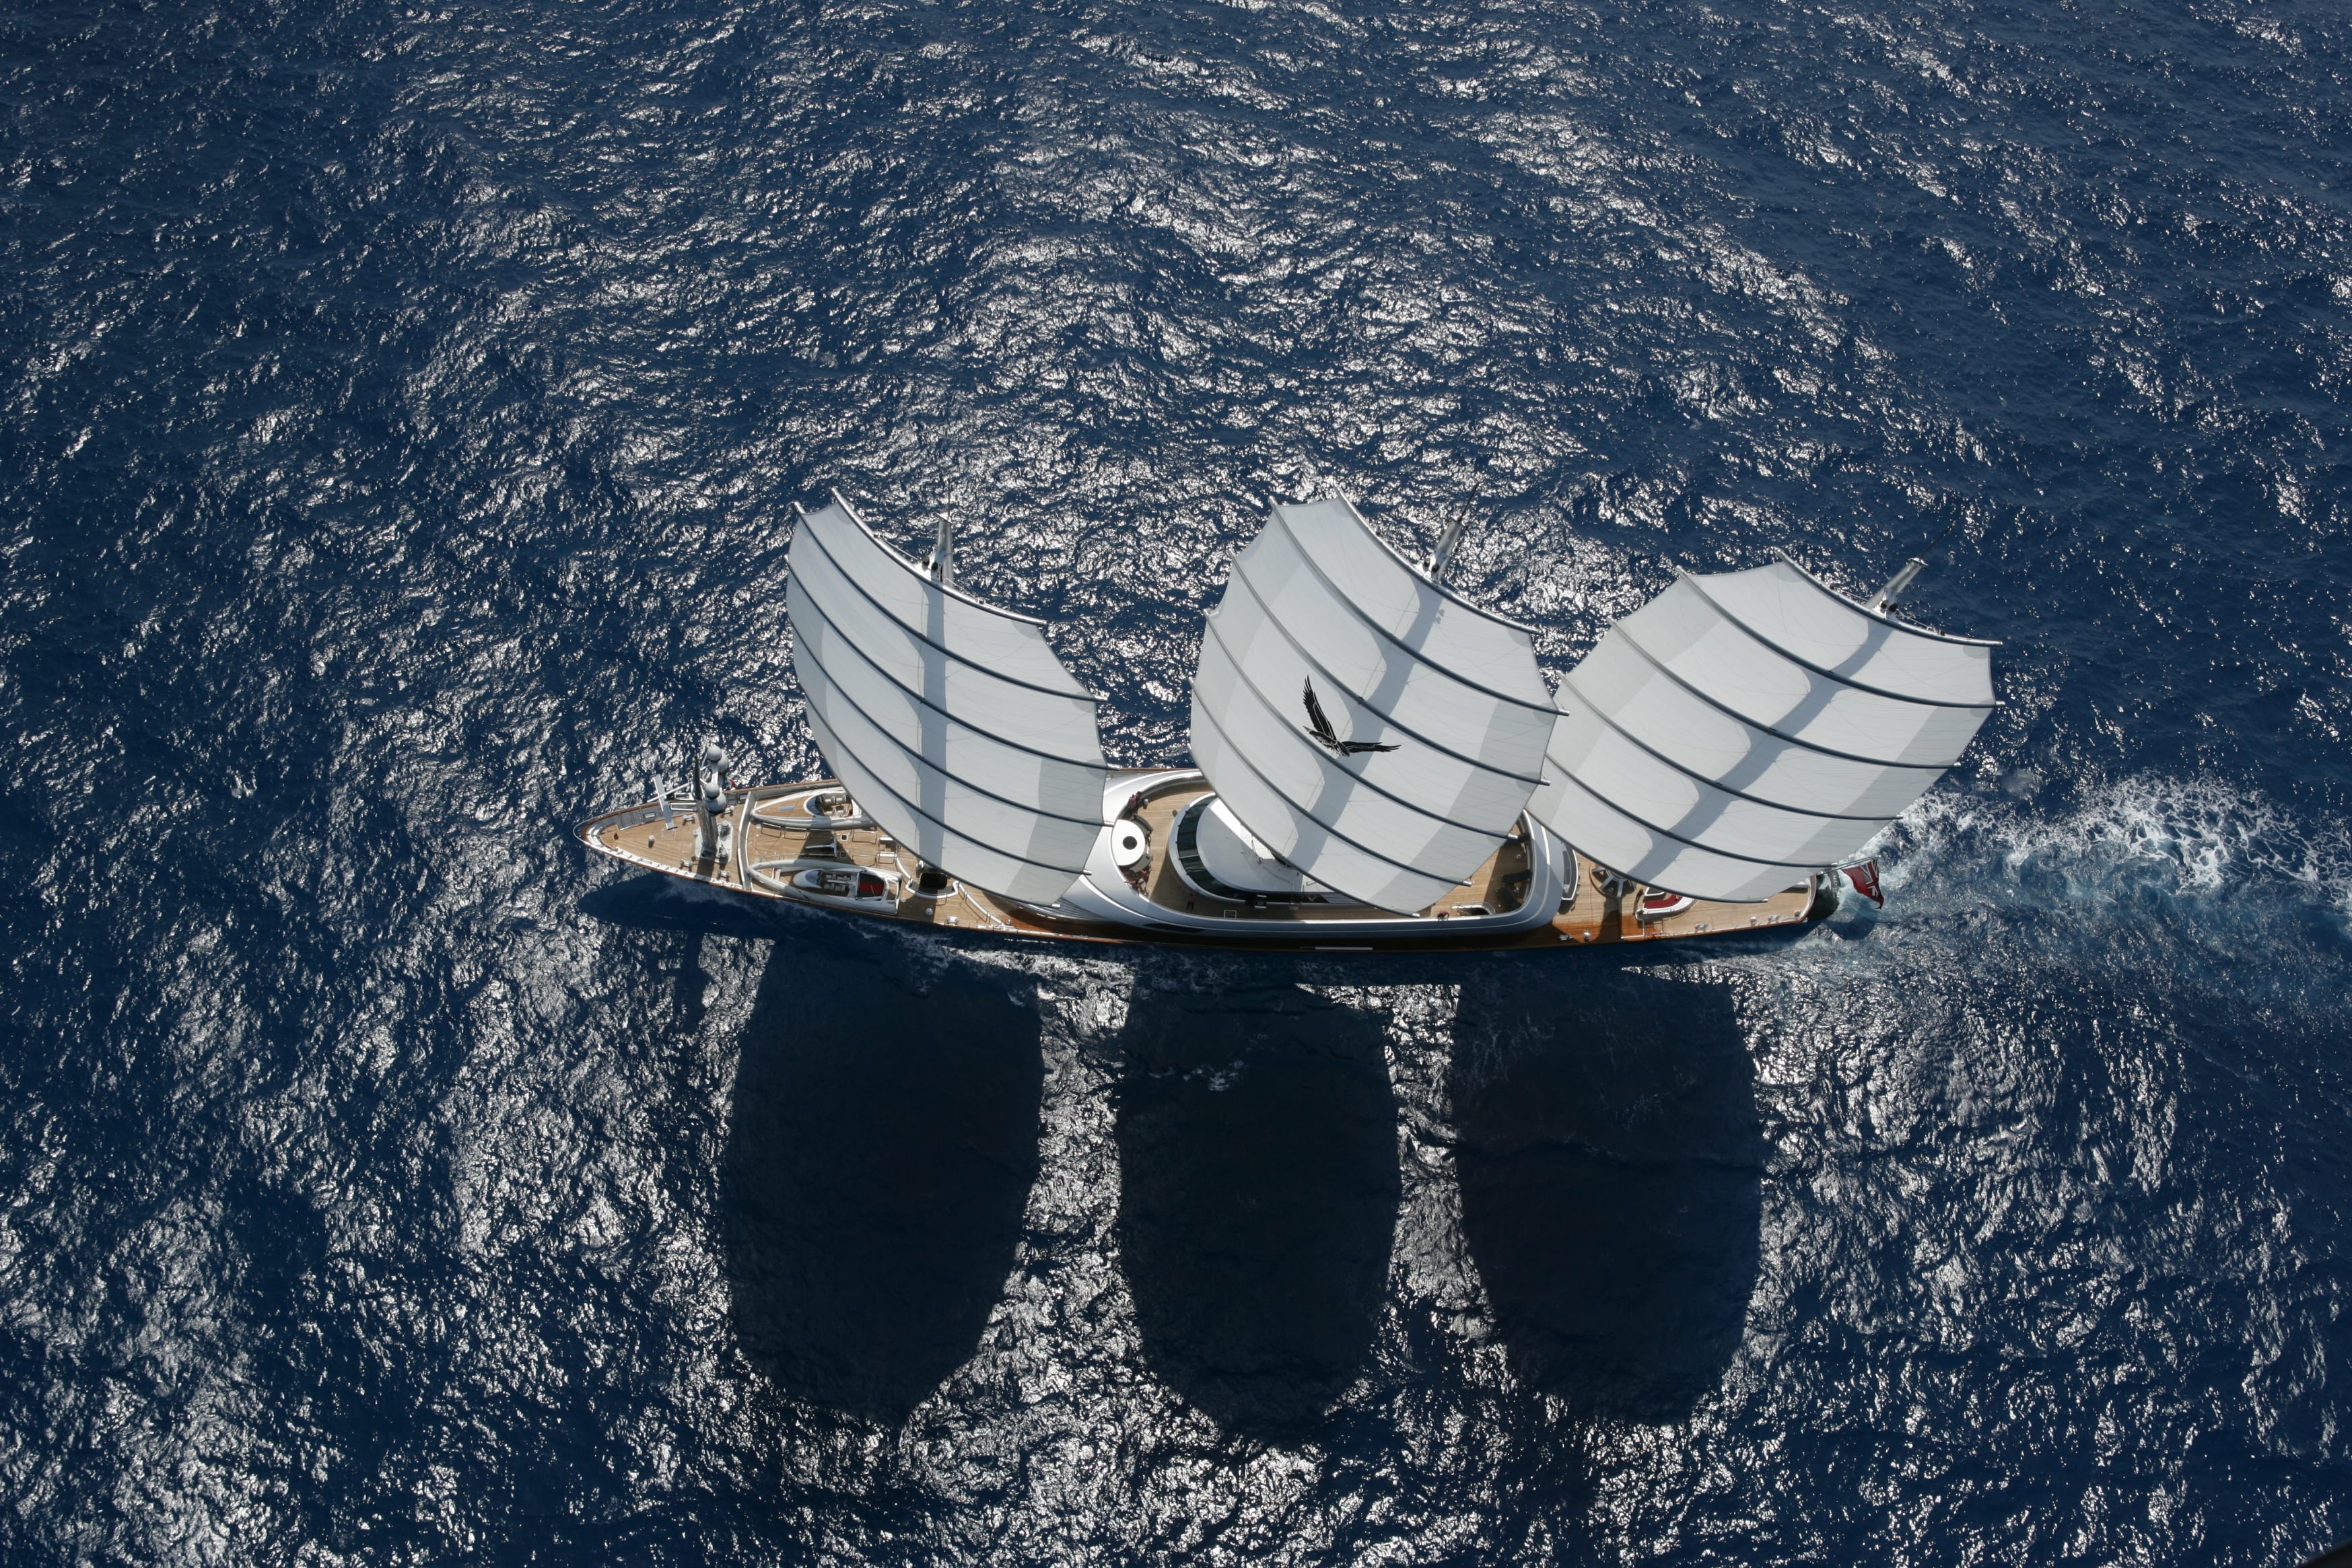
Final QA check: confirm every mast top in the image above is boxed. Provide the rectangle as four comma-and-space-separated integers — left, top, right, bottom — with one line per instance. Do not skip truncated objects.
1872, 508, 1972, 615
1871, 557, 1929, 615
1422, 505, 1474, 583
928, 513, 955, 590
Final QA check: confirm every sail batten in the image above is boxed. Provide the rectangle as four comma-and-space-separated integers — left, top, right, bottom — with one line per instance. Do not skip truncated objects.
1190, 700, 1460, 913
1595, 626, 1976, 775
788, 579, 1104, 775
1202, 583, 1547, 787
1564, 686, 1894, 822
1680, 569, 2000, 710
1187, 497, 1554, 913
1532, 558, 1997, 901
791, 517, 1090, 700
1191, 700, 1443, 881
1196, 634, 1528, 845
788, 633, 1107, 828
1267, 519, 1558, 711
786, 497, 1108, 904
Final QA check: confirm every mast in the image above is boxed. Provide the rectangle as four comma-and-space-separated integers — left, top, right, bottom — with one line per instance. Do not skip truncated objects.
1186, 495, 1554, 914
1873, 508, 1968, 614
1871, 557, 1928, 614
928, 513, 955, 590
784, 493, 1109, 904
693, 737, 731, 864
1422, 505, 1474, 583
1527, 553, 1999, 901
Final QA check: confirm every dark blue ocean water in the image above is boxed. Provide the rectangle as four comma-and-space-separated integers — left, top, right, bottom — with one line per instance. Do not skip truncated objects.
6, 0, 2351, 1559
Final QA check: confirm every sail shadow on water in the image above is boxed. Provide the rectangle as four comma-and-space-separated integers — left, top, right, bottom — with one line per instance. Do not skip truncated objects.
577, 871, 786, 942
1450, 964, 1762, 1421
578, 874, 786, 1033
720, 927, 1043, 1424
1114, 972, 1399, 1441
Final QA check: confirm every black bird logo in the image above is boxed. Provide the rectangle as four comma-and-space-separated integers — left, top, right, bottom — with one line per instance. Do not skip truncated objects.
1301, 678, 1397, 755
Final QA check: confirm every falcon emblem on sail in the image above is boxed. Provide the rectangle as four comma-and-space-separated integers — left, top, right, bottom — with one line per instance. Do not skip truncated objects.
1300, 678, 1397, 755
1187, 497, 1557, 913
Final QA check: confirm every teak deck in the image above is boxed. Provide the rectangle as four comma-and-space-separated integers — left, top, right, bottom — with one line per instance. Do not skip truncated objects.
578, 771, 1831, 952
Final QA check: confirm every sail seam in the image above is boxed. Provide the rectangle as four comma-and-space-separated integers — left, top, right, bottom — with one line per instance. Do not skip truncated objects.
824, 491, 1058, 629
1676, 572, 2000, 711
1191, 698, 1453, 891
1546, 761, 1881, 871
1200, 620, 1524, 840
1255, 509, 1558, 716
1607, 625, 1973, 771
789, 579, 1105, 772
794, 513, 1097, 704
792, 624, 1107, 831
798, 681, 1105, 843
801, 706, 1094, 878
1214, 567, 1549, 785
1556, 672, 1895, 822
1326, 495, 1544, 636
1770, 550, 2003, 649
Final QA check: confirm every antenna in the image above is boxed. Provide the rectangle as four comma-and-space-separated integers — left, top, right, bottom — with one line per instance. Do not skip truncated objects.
928, 513, 955, 589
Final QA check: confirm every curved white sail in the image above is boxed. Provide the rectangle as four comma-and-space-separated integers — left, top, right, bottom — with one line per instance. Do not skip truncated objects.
786, 495, 1108, 904
1531, 554, 1997, 901
1188, 497, 1556, 914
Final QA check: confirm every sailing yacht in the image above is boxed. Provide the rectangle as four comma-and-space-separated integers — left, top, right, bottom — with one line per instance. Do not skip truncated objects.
575, 493, 1999, 950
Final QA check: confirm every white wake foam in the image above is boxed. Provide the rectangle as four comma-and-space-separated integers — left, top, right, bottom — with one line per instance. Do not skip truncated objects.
1869, 774, 2352, 919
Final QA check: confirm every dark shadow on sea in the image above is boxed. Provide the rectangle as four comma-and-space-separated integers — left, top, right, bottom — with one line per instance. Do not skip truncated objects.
1114, 968, 1399, 1443
1450, 961, 1763, 1423
580, 874, 1768, 1430
577, 871, 787, 941
717, 923, 1043, 1425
